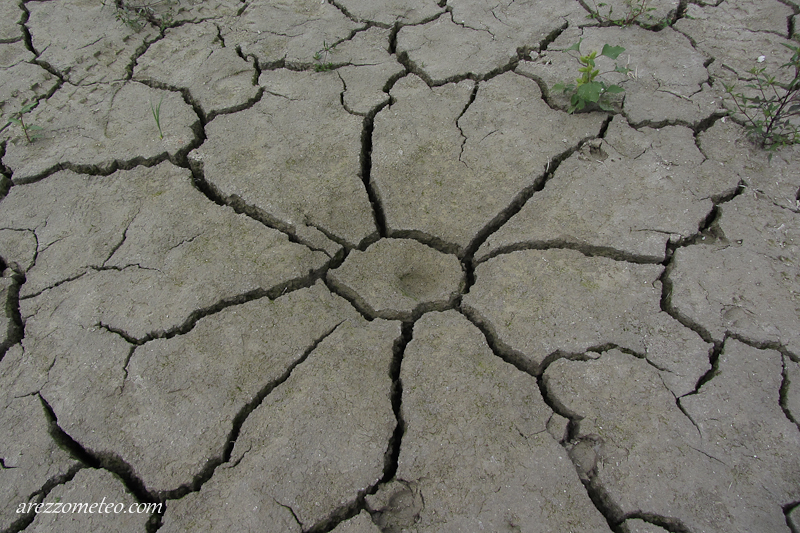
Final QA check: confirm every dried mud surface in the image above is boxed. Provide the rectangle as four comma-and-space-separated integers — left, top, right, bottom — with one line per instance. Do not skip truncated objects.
1, 0, 799, 532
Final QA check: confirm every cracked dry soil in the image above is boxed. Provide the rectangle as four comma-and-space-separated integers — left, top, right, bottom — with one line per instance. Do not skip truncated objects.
1, 0, 800, 532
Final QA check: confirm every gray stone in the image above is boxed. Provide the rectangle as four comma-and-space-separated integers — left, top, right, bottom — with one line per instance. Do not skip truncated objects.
27, 468, 151, 533
519, 25, 720, 125
329, 511, 381, 533
393, 310, 611, 532
477, 117, 741, 262
464, 249, 711, 395
3, 82, 197, 182
189, 69, 375, 250
372, 72, 605, 255
134, 22, 260, 120
327, 238, 464, 320
396, 1, 585, 84
221, 0, 360, 66
669, 193, 800, 355
0, 391, 80, 532
27, 0, 157, 85
160, 318, 398, 532
545, 344, 800, 533
0, 0, 22, 43
39, 283, 358, 494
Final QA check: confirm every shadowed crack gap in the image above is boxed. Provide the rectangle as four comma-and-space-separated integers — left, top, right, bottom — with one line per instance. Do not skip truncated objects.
96, 264, 331, 346
302, 320, 414, 533
37, 393, 163, 506
157, 322, 345, 502
359, 106, 388, 239
188, 159, 339, 257
463, 117, 612, 264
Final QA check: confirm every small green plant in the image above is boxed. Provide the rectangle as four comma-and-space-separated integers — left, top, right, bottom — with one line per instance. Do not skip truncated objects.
313, 41, 336, 72
150, 95, 164, 139
552, 40, 628, 113
723, 42, 800, 150
588, 0, 655, 27
112, 0, 175, 32
6, 103, 44, 143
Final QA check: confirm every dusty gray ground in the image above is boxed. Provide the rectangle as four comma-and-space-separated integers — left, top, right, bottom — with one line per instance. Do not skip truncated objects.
1, 0, 799, 532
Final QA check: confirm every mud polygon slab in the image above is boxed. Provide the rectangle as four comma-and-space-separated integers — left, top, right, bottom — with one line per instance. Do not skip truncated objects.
544, 346, 799, 533
38, 284, 357, 494
160, 318, 398, 532
464, 249, 710, 395
622, 519, 670, 533
0, 0, 23, 42
476, 117, 741, 262
680, 340, 800, 529
332, 27, 406, 115
0, 228, 36, 273
8, 164, 328, 341
190, 69, 375, 249
697, 120, 800, 211
669, 194, 800, 355
335, 0, 443, 25
584, 0, 679, 26
396, 1, 584, 83
134, 22, 260, 120
372, 72, 604, 254
329, 511, 382, 533
327, 238, 464, 320
675, 0, 796, 86
0, 42, 59, 124
220, 0, 361, 66
393, 310, 611, 532
0, 164, 328, 324
27, 468, 150, 533
3, 82, 197, 182
519, 26, 718, 125
0, 390, 81, 531
27, 0, 157, 85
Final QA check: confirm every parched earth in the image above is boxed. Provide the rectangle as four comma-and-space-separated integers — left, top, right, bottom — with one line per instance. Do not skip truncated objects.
1, 0, 799, 532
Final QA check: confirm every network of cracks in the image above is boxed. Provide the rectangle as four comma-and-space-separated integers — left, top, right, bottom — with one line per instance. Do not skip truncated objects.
1, 0, 800, 532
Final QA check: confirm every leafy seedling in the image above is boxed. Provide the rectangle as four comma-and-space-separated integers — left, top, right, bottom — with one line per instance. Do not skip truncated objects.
588, 0, 656, 27
6, 103, 44, 143
553, 40, 628, 113
723, 42, 800, 150
111, 0, 176, 32
313, 41, 337, 72
150, 95, 165, 139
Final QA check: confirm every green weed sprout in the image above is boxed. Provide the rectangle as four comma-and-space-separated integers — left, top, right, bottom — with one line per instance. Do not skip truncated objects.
150, 95, 164, 139
313, 41, 336, 72
588, 0, 655, 27
553, 40, 628, 113
112, 0, 176, 32
723, 42, 800, 150
6, 103, 44, 143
